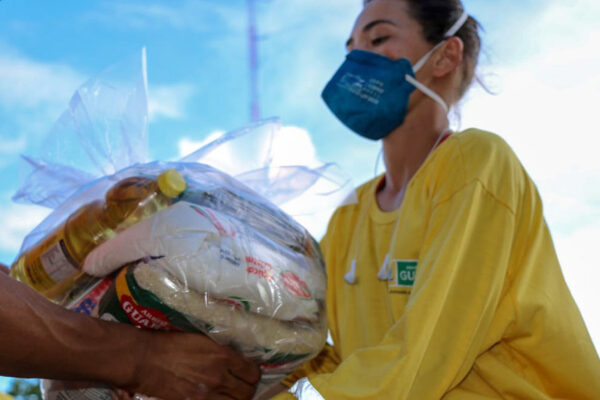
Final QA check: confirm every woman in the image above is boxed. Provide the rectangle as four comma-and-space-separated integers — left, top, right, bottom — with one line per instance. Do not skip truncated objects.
269, 0, 600, 398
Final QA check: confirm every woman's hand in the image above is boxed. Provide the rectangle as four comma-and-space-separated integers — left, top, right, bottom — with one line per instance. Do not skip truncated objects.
120, 330, 261, 400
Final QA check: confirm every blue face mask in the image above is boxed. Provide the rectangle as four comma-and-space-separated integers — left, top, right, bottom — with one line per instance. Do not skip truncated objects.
321, 11, 469, 141
322, 51, 418, 141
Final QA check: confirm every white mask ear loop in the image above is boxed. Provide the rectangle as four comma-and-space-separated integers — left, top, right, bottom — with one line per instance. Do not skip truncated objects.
377, 202, 404, 281
404, 75, 449, 113
405, 10, 469, 114
413, 10, 469, 73
407, 41, 448, 113
345, 189, 376, 285
377, 131, 448, 281
445, 10, 469, 40
345, 260, 358, 285
347, 147, 386, 285
412, 41, 445, 74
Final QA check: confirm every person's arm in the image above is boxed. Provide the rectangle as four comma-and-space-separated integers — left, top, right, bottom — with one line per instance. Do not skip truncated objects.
0, 270, 260, 400
281, 181, 516, 399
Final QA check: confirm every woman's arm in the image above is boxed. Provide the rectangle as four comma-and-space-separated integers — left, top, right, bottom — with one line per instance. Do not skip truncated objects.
0, 268, 260, 400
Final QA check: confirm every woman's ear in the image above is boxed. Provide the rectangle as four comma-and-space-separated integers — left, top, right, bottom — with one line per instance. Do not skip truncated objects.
432, 36, 464, 78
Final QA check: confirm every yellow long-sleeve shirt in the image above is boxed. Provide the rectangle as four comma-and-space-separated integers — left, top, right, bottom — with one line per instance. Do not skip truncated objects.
274, 129, 600, 399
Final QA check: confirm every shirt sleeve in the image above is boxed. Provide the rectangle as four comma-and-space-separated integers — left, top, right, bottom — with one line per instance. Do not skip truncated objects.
280, 344, 341, 388
293, 180, 516, 399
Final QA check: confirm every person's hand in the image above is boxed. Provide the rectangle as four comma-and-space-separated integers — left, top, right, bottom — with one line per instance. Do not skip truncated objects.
119, 330, 261, 400
0, 270, 257, 399
0, 263, 9, 274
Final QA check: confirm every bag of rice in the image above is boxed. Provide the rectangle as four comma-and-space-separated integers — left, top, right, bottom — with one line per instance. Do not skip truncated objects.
84, 201, 326, 322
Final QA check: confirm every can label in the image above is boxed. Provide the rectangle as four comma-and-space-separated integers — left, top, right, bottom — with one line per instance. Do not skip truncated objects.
68, 277, 114, 316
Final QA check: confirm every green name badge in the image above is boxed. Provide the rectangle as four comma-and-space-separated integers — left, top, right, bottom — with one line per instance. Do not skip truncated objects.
389, 260, 418, 289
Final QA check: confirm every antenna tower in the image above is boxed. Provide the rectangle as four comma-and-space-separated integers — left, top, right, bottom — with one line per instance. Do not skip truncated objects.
247, 0, 260, 122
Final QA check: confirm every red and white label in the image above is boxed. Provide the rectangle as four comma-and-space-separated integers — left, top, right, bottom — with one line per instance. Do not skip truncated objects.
280, 272, 311, 299
120, 295, 178, 331
69, 277, 113, 316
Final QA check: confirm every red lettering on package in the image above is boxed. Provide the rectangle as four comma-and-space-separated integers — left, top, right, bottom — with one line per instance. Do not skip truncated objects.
281, 272, 311, 299
191, 205, 237, 237
205, 208, 236, 237
245, 256, 274, 280
120, 295, 178, 331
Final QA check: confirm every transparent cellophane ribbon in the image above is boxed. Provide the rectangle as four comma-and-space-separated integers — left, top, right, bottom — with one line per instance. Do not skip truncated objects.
11, 49, 356, 400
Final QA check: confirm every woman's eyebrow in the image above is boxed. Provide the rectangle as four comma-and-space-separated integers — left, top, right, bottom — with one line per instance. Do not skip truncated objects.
363, 19, 398, 33
346, 19, 398, 48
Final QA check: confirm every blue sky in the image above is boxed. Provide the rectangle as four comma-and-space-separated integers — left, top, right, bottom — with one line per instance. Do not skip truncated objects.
1, 0, 600, 390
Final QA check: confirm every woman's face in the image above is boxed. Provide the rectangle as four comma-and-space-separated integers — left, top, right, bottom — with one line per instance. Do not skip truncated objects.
347, 0, 431, 66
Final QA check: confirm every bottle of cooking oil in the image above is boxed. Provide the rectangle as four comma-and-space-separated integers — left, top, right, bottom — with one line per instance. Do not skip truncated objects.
104, 169, 186, 231
10, 169, 186, 301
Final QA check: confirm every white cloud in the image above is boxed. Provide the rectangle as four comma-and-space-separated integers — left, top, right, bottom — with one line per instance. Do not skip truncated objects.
0, 202, 51, 254
0, 136, 27, 154
268, 126, 321, 167
0, 137, 27, 169
177, 130, 225, 159
0, 45, 86, 159
555, 225, 600, 351
176, 124, 353, 239
148, 83, 195, 121
0, 46, 193, 142
460, 0, 600, 351
259, 0, 362, 112
105, 3, 193, 29
178, 125, 322, 171
87, 1, 245, 33
0, 48, 84, 110
460, 2, 600, 181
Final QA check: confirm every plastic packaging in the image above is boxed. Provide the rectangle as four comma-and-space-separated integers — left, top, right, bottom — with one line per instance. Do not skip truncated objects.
99, 258, 326, 370
10, 169, 186, 301
32, 162, 329, 400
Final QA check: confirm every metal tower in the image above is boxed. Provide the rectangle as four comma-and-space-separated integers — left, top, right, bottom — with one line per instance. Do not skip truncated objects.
247, 0, 260, 122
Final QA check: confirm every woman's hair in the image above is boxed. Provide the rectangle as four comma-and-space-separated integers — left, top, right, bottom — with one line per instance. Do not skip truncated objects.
364, 0, 482, 101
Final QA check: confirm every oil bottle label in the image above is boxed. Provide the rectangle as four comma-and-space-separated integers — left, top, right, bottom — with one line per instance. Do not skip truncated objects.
40, 240, 79, 283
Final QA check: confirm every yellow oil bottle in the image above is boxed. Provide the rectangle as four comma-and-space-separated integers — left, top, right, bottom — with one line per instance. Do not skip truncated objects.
10, 169, 186, 301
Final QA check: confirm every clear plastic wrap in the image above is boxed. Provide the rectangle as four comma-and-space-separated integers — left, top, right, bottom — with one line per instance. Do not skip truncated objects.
17, 161, 335, 400
9, 49, 355, 400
